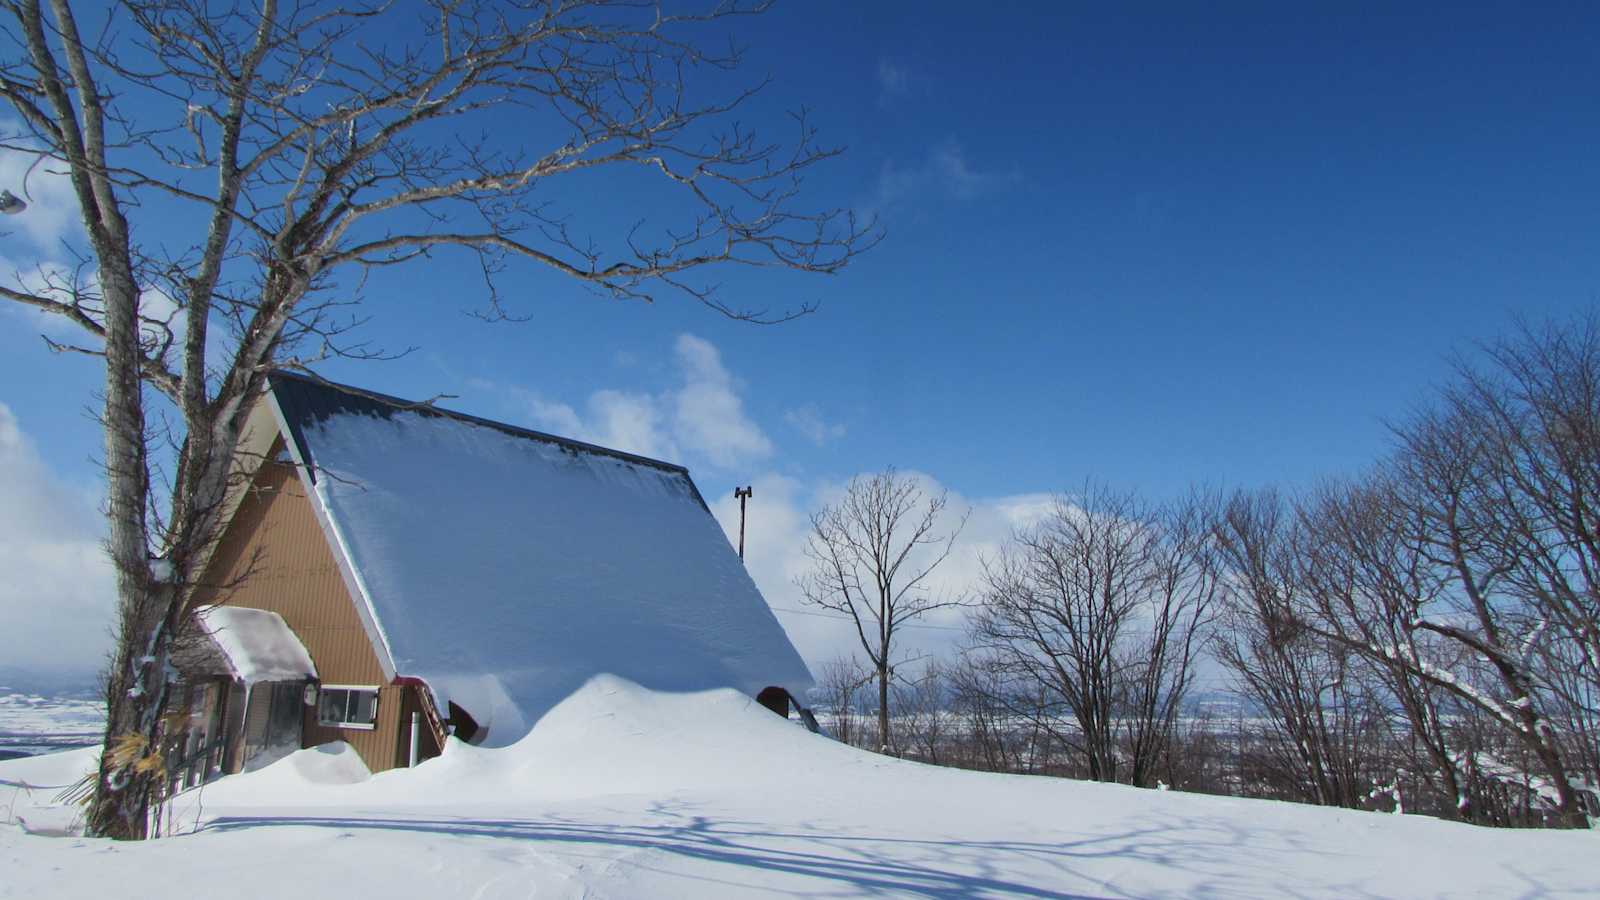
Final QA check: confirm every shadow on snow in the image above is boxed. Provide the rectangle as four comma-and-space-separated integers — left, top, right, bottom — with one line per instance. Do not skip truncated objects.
194, 803, 1442, 900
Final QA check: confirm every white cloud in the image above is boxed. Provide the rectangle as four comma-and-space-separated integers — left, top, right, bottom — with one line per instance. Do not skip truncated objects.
521, 393, 584, 439
590, 389, 676, 460
876, 58, 911, 105
671, 334, 772, 468
497, 333, 771, 471
0, 257, 189, 377
784, 403, 846, 446
709, 467, 1054, 681
0, 121, 81, 252
869, 141, 1022, 219
0, 254, 91, 339
0, 402, 115, 677
138, 283, 184, 362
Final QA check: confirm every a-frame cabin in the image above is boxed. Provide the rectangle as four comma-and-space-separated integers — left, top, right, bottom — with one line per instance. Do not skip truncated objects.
170, 370, 814, 777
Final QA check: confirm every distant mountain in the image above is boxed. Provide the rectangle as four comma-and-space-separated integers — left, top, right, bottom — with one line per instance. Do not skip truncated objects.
0, 666, 102, 700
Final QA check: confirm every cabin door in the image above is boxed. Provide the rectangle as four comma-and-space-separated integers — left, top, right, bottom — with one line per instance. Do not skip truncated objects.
242, 682, 306, 766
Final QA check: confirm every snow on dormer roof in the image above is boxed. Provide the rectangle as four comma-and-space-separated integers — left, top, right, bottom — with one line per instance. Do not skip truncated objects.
263, 370, 814, 746
197, 606, 318, 685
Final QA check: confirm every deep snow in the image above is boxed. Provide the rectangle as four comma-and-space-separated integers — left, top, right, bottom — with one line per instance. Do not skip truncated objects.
3, 676, 1594, 899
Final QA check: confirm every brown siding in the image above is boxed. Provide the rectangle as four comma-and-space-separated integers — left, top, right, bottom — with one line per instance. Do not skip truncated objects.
195, 453, 406, 772
301, 684, 406, 769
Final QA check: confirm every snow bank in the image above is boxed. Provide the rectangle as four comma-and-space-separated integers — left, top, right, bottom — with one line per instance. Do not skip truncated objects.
299, 406, 813, 745
334, 674, 853, 805
4, 678, 1597, 898
227, 742, 370, 794
198, 606, 317, 685
0, 744, 97, 791
0, 745, 97, 835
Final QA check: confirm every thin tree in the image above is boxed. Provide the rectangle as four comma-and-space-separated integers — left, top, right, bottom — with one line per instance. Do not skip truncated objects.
947, 651, 1037, 773
893, 659, 949, 765
814, 653, 871, 748
1461, 316, 1600, 797
1296, 344, 1594, 826
797, 468, 967, 753
1118, 491, 1219, 787
969, 484, 1216, 786
1293, 478, 1477, 820
1211, 488, 1378, 808
0, 0, 875, 839
1250, 339, 1596, 828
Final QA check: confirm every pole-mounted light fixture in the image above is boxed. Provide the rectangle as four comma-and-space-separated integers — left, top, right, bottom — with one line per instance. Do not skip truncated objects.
0, 190, 26, 215
735, 485, 753, 561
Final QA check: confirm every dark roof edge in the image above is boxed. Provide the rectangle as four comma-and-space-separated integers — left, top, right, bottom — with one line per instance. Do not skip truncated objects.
265, 368, 695, 479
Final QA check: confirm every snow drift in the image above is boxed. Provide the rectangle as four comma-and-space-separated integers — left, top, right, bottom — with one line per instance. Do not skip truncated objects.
5, 676, 1595, 898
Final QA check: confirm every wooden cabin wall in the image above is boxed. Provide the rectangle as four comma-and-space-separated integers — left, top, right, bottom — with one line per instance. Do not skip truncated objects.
194, 449, 408, 772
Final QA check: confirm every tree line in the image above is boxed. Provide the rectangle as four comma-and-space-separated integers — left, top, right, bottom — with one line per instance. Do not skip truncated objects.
801, 314, 1600, 829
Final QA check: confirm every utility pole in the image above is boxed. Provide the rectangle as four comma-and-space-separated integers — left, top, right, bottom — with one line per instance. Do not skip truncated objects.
735, 485, 753, 560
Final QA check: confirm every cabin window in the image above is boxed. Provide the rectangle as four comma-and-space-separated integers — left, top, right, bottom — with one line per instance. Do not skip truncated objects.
317, 685, 379, 730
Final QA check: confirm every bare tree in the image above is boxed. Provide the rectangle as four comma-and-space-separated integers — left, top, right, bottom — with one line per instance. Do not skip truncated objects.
1253, 373, 1593, 827
1117, 491, 1219, 787
1288, 316, 1600, 827
797, 468, 968, 753
1218, 331, 1600, 827
1385, 407, 1582, 821
947, 651, 1039, 773
1203, 311, 1600, 829
0, 0, 875, 839
814, 653, 871, 748
1211, 489, 1378, 808
969, 484, 1217, 786
1458, 316, 1600, 802
893, 658, 949, 763
1293, 478, 1479, 820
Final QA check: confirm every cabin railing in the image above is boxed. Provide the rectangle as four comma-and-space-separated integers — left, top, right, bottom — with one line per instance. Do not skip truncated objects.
393, 675, 449, 760
161, 734, 228, 797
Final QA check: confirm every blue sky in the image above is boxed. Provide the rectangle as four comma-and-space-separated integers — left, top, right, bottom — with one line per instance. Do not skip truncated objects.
4, 1, 1599, 674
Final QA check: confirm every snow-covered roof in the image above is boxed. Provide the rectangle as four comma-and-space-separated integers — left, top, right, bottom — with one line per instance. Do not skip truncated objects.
264, 370, 814, 746
198, 606, 318, 685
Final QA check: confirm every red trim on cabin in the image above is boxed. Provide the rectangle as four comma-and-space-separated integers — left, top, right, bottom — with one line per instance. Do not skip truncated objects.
392, 675, 449, 752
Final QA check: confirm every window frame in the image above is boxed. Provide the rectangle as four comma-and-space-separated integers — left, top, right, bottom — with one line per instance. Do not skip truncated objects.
315, 684, 381, 731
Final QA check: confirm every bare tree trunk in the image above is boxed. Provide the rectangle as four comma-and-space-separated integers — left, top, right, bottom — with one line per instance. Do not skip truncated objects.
87, 263, 159, 836
878, 659, 891, 754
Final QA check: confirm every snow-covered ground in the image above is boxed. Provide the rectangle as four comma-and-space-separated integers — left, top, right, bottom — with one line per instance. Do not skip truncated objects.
2, 676, 1594, 898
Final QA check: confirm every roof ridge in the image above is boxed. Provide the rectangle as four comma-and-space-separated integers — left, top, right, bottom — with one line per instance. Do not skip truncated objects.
266, 368, 692, 477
